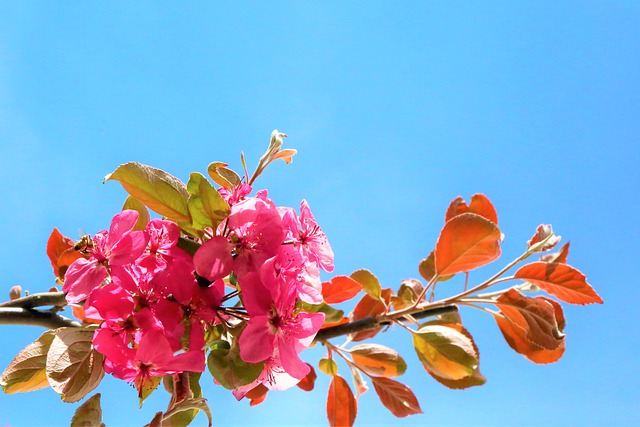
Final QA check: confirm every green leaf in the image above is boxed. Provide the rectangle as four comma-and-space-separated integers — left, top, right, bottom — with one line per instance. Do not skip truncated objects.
104, 162, 191, 223
162, 398, 213, 427
350, 269, 382, 302
300, 301, 344, 324
186, 172, 230, 232
349, 344, 407, 378
207, 341, 263, 390
1, 329, 56, 394
412, 323, 478, 381
139, 376, 161, 408
70, 393, 105, 427
45, 327, 105, 403
122, 196, 151, 231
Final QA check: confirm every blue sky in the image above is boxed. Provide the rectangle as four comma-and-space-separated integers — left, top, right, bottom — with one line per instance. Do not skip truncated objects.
1, 2, 638, 426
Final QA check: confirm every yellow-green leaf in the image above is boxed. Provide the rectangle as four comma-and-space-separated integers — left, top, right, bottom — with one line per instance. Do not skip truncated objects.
207, 162, 241, 190
105, 162, 191, 223
71, 393, 105, 427
122, 196, 151, 231
0, 329, 56, 394
412, 323, 478, 381
187, 172, 230, 232
350, 269, 382, 302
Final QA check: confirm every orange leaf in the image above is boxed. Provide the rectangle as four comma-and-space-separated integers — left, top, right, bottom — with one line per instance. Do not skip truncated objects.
418, 252, 454, 283
349, 289, 392, 342
445, 194, 498, 225
322, 276, 362, 304
245, 384, 268, 406
296, 364, 317, 392
541, 241, 570, 264
494, 289, 564, 351
495, 297, 566, 364
527, 224, 561, 252
350, 344, 407, 378
46, 228, 83, 281
272, 148, 297, 164
435, 213, 502, 276
327, 375, 357, 427
370, 377, 423, 418
514, 261, 603, 305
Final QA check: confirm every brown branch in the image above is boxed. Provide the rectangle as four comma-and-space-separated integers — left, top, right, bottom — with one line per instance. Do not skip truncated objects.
313, 305, 458, 343
0, 307, 81, 328
0, 290, 458, 343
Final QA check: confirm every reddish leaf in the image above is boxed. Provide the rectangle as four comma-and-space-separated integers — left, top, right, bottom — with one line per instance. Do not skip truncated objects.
245, 384, 268, 406
348, 365, 369, 400
350, 344, 407, 378
322, 276, 362, 304
296, 364, 317, 391
495, 297, 566, 364
445, 194, 498, 225
494, 289, 564, 351
9, 286, 21, 301
418, 252, 454, 283
370, 377, 423, 418
541, 241, 570, 264
46, 228, 84, 281
272, 148, 297, 164
435, 213, 502, 276
349, 289, 392, 342
515, 261, 603, 305
527, 224, 561, 252
327, 375, 357, 427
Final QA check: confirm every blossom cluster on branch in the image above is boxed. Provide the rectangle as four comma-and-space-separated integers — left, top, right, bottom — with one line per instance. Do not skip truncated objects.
0, 131, 602, 427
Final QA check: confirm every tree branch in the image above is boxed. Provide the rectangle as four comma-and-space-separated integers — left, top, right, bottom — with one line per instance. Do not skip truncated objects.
0, 307, 81, 328
0, 290, 458, 343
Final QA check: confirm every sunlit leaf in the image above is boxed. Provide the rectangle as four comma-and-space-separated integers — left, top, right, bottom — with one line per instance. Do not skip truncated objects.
445, 194, 498, 225
418, 252, 454, 283
296, 364, 317, 391
1, 329, 56, 393
162, 398, 212, 427
322, 275, 362, 304
350, 344, 407, 378
495, 295, 566, 364
187, 172, 230, 231
420, 321, 486, 389
327, 375, 357, 427
350, 269, 382, 302
301, 301, 345, 325
46, 228, 83, 281
70, 393, 105, 427
246, 383, 269, 406
319, 358, 338, 376
494, 289, 564, 351
348, 364, 369, 400
391, 279, 423, 310
207, 162, 242, 189
435, 213, 502, 276
271, 148, 297, 164
541, 242, 570, 264
527, 224, 561, 252
139, 376, 161, 408
104, 162, 191, 223
412, 323, 478, 381
515, 261, 602, 305
122, 196, 151, 231
349, 289, 392, 342
46, 327, 105, 403
206, 341, 263, 390
370, 376, 423, 418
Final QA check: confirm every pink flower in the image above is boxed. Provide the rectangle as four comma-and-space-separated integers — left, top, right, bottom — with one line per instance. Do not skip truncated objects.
136, 219, 191, 275
218, 183, 252, 205
93, 329, 204, 397
63, 210, 148, 303
194, 197, 285, 282
232, 353, 302, 401
282, 200, 334, 272
238, 271, 324, 380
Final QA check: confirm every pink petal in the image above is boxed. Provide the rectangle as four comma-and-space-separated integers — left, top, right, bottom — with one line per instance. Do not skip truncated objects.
109, 210, 139, 242
239, 318, 274, 363
63, 258, 107, 303
193, 235, 234, 281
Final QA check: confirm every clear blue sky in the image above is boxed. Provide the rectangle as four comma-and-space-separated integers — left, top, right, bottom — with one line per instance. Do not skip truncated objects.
1, 2, 638, 426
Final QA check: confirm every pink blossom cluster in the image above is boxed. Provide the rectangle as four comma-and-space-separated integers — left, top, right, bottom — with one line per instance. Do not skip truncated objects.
62, 187, 333, 397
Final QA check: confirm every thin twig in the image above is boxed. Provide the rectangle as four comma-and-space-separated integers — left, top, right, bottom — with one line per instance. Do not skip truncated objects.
0, 307, 81, 328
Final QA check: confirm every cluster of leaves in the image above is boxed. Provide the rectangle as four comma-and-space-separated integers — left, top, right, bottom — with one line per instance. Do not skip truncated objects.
0, 133, 602, 427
